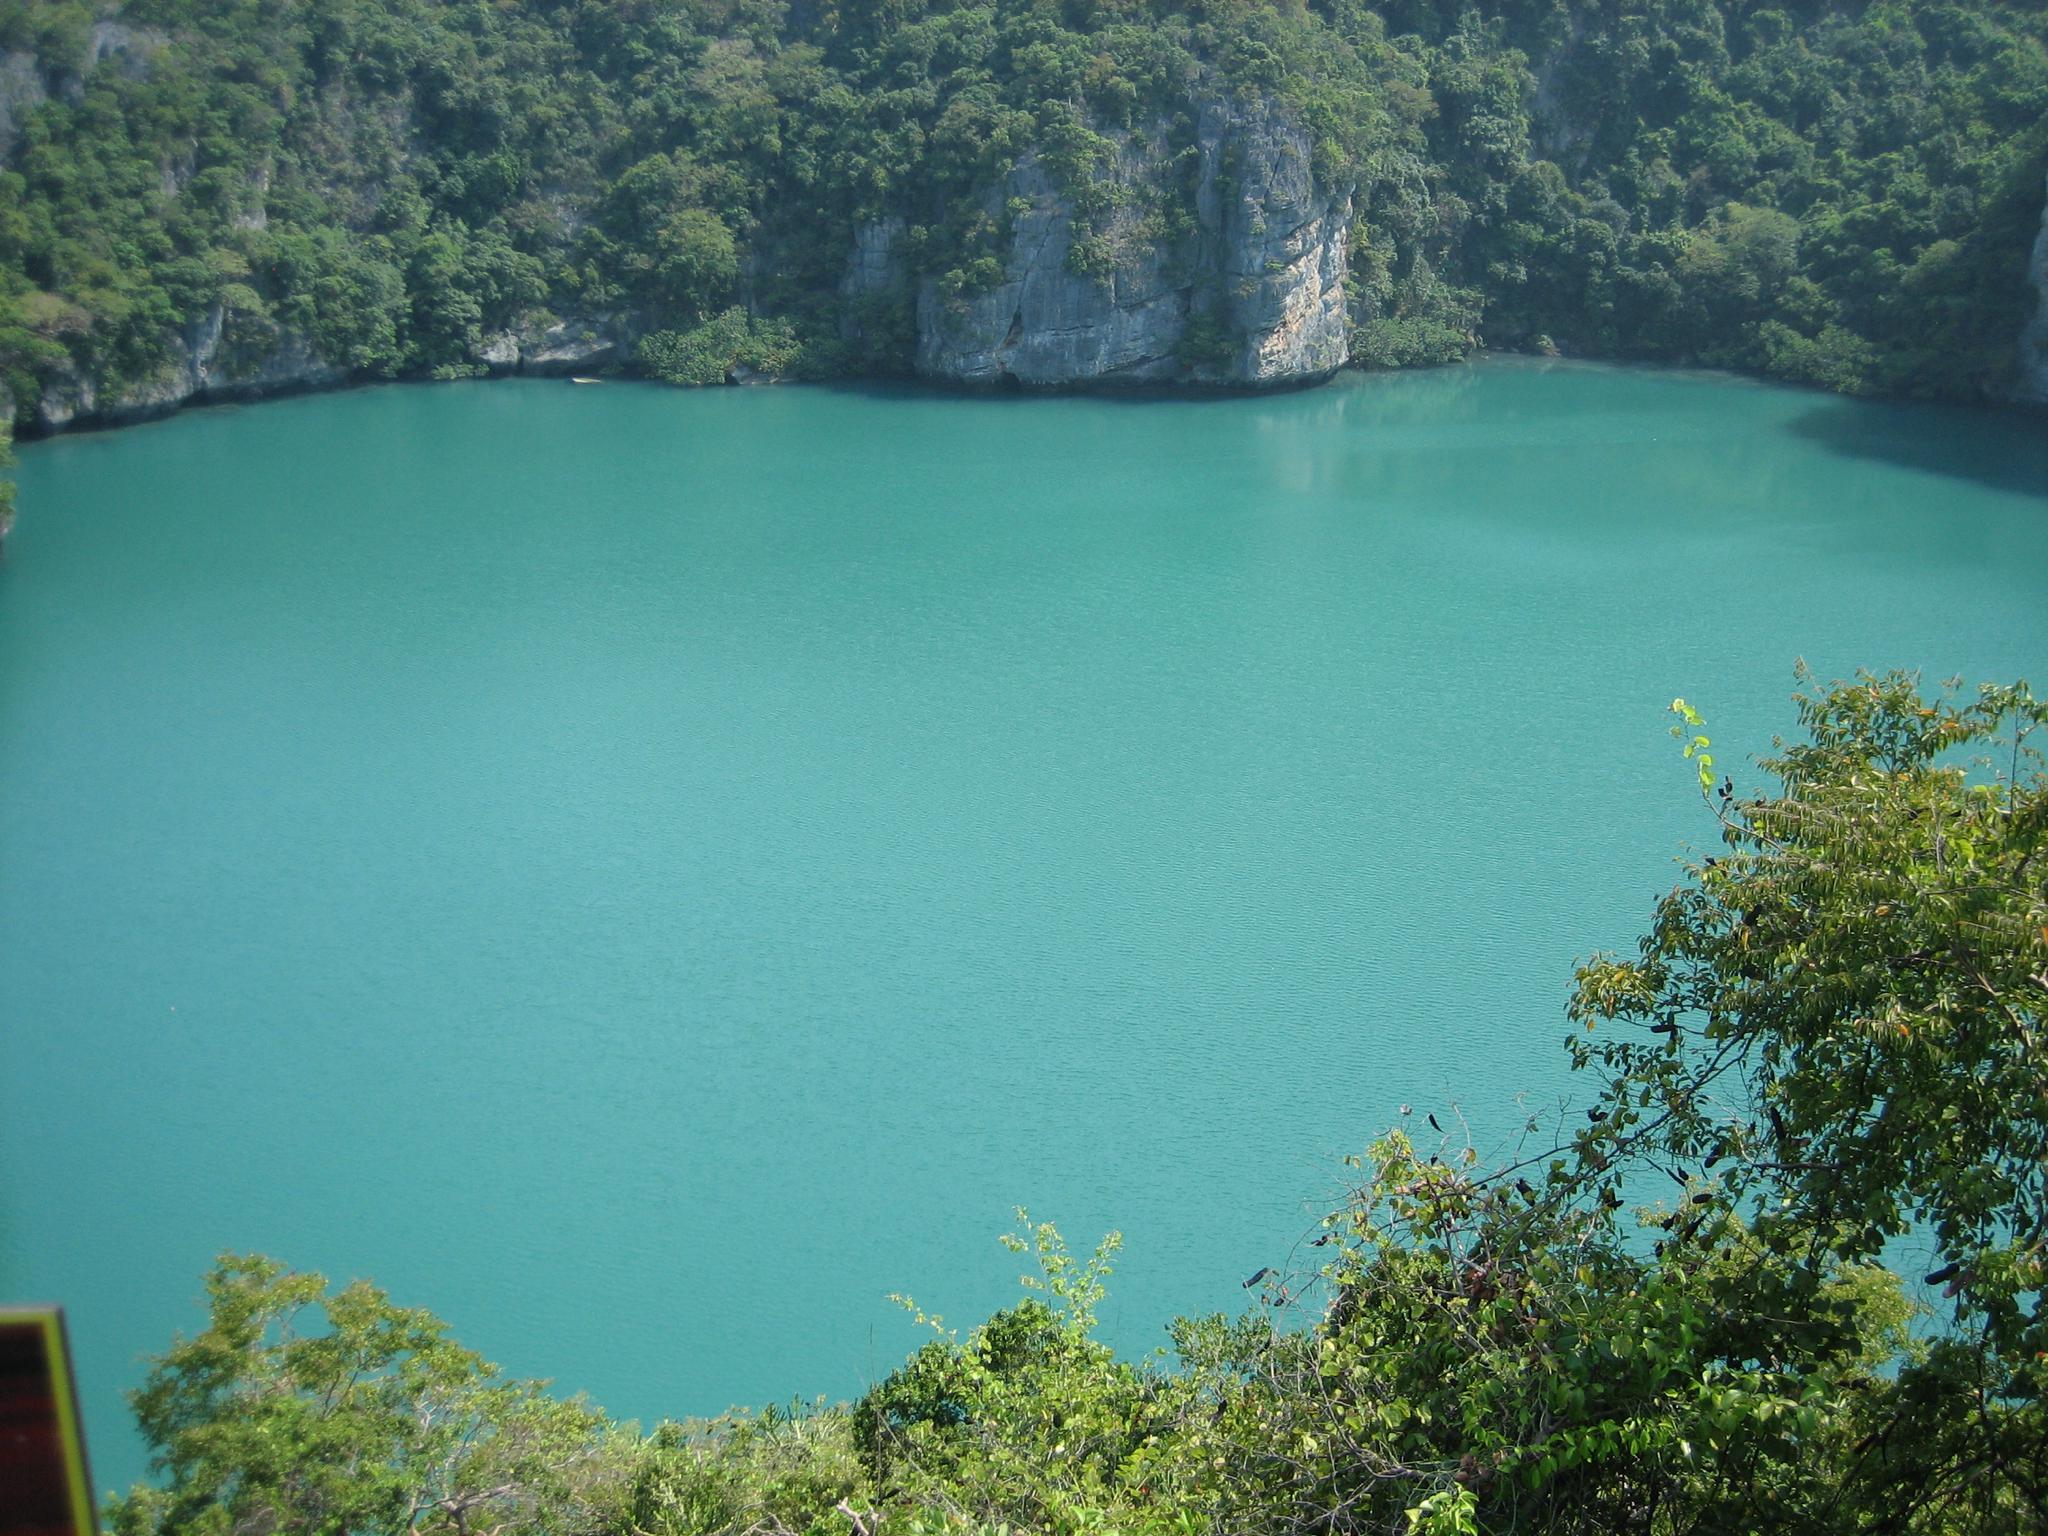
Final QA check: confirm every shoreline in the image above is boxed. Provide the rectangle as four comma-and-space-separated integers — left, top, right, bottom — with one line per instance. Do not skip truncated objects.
9, 348, 2044, 450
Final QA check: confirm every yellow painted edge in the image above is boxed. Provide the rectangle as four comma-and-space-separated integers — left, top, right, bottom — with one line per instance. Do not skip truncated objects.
0, 1305, 98, 1536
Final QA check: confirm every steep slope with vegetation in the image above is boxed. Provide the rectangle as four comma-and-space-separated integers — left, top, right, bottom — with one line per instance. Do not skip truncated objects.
0, 0, 2044, 424
108, 672, 2048, 1536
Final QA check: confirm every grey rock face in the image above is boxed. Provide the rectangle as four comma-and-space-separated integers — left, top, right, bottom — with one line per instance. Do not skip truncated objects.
0, 51, 47, 158
1198, 96, 1351, 385
516, 315, 631, 374
915, 152, 1189, 386
905, 93, 1351, 389
843, 217, 909, 302
33, 361, 96, 432
2020, 173, 2048, 404
210, 331, 348, 399
476, 331, 523, 373
20, 305, 642, 434
29, 302, 348, 432
0, 23, 166, 158
89, 22, 168, 78
839, 216, 912, 353
463, 312, 644, 375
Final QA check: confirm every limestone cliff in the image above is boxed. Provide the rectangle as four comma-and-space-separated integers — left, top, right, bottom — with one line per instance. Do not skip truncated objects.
474, 313, 645, 377
26, 301, 350, 431
2019, 173, 2048, 404
0, 51, 47, 158
869, 93, 1351, 390
16, 305, 644, 433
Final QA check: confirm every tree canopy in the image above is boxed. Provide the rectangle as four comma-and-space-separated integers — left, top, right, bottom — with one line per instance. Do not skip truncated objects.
0, 1, 2042, 412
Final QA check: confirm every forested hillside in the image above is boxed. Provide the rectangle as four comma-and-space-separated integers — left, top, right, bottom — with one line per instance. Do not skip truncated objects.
0, 0, 2043, 418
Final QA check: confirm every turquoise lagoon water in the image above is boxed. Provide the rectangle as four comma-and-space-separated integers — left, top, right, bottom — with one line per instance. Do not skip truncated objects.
3, 360, 2045, 1495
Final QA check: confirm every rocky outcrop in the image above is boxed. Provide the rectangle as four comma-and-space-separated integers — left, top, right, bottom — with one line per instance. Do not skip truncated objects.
1198, 96, 1351, 384
2019, 173, 2048, 404
0, 51, 47, 158
912, 152, 1189, 386
24, 303, 348, 432
507, 313, 640, 374
470, 312, 645, 375
87, 21, 169, 79
900, 92, 1351, 389
16, 304, 646, 433
0, 23, 168, 157
842, 217, 909, 305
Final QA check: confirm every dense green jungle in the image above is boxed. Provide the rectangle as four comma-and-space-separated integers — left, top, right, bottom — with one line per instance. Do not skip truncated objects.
0, 0, 2044, 420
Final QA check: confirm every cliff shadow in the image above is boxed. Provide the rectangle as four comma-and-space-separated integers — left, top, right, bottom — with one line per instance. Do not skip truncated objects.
1786, 397, 2048, 501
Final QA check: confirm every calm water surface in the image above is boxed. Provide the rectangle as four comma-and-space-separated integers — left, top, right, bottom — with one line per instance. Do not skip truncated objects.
4, 360, 2046, 1494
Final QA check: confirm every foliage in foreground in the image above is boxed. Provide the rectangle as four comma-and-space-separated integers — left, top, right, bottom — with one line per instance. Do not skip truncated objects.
110, 670, 2048, 1534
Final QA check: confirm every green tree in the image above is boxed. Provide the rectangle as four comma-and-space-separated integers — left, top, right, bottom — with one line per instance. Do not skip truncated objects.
637, 309, 801, 386
1570, 670, 2048, 1529
652, 208, 740, 318
108, 1254, 635, 1536
851, 1216, 1218, 1536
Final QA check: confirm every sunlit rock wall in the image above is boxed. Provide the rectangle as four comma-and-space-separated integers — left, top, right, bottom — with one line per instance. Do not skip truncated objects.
901, 94, 1351, 390
2019, 173, 2048, 404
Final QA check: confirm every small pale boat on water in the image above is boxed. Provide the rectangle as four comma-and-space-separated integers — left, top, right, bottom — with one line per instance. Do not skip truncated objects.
570, 376, 602, 385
